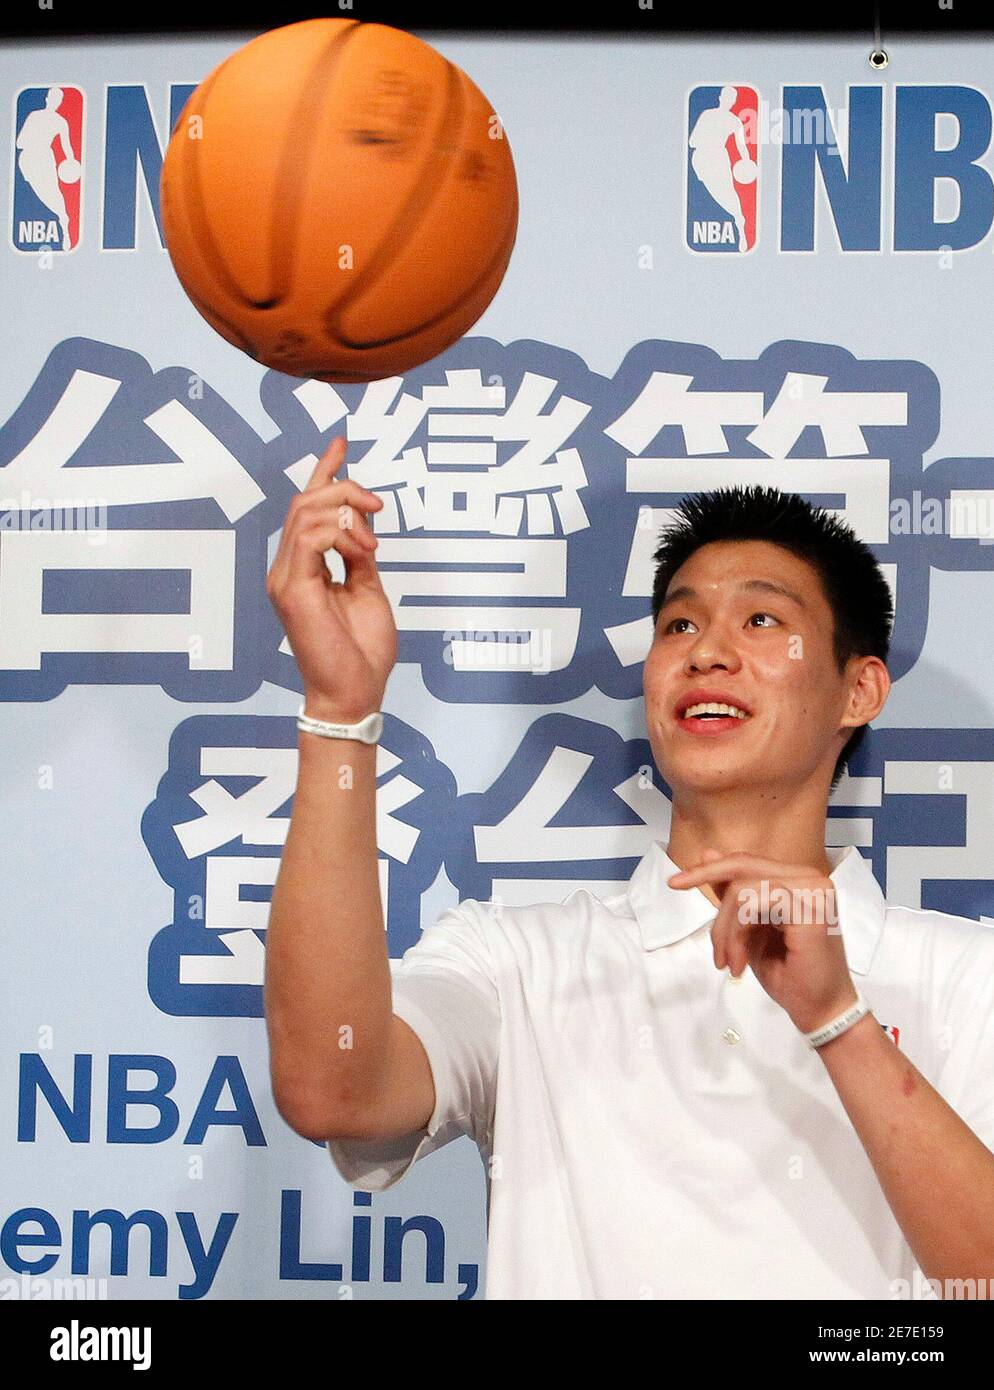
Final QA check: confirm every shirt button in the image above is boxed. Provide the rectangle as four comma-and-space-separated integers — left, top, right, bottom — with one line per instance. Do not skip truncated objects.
721, 1027, 742, 1045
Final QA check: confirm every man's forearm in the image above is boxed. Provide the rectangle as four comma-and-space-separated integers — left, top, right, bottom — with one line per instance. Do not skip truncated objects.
265, 731, 391, 1132
818, 1011, 994, 1291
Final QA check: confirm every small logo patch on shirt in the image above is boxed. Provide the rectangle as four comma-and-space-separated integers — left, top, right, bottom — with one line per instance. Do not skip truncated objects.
879, 1022, 901, 1047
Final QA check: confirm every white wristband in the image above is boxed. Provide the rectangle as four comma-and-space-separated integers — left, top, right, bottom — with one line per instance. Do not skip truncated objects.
804, 989, 871, 1048
296, 703, 383, 744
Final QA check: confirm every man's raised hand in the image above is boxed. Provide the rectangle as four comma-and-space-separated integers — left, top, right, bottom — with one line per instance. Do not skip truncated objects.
266, 435, 397, 724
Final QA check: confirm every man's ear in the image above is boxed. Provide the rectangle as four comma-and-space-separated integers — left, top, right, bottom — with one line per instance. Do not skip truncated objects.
839, 655, 891, 732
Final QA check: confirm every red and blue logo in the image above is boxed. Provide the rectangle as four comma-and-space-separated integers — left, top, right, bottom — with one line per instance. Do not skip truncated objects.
12, 85, 84, 253
686, 83, 758, 253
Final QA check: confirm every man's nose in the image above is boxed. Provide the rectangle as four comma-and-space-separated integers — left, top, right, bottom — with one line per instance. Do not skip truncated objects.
685, 628, 740, 672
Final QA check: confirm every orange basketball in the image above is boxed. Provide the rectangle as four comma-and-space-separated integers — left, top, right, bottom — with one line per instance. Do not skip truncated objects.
160, 18, 518, 382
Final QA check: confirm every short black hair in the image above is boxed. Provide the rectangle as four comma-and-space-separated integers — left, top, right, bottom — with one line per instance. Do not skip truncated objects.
650, 485, 893, 790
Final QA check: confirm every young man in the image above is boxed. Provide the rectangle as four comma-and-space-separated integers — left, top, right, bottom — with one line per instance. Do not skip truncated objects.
265, 439, 994, 1300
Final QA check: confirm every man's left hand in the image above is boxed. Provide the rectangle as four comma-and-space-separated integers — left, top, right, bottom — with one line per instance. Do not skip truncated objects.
667, 849, 858, 1035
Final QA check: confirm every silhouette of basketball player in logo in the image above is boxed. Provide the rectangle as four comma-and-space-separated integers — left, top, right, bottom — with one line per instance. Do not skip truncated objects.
16, 87, 79, 250
688, 85, 756, 252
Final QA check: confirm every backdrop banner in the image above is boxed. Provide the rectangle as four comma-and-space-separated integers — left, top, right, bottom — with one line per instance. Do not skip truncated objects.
3, 31, 993, 1300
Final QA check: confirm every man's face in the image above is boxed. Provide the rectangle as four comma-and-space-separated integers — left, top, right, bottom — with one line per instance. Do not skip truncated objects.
643, 539, 856, 796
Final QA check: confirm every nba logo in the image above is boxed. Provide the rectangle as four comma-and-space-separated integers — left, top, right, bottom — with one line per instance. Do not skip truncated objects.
12, 85, 84, 253
686, 84, 758, 253
880, 1022, 901, 1047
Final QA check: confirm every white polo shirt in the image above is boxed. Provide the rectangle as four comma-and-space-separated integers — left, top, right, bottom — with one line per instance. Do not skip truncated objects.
327, 842, 994, 1299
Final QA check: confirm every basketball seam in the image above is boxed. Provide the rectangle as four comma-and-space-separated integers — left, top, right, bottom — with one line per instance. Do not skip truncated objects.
174, 20, 361, 312
335, 195, 517, 353
170, 66, 248, 309
266, 19, 364, 306
321, 53, 466, 341
326, 59, 517, 351
184, 285, 257, 356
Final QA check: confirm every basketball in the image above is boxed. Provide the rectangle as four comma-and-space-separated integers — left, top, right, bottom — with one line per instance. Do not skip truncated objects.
160, 18, 519, 382
732, 157, 758, 184
57, 157, 81, 183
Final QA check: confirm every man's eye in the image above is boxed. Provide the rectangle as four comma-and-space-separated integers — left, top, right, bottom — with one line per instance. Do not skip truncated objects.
748, 612, 779, 628
664, 617, 697, 634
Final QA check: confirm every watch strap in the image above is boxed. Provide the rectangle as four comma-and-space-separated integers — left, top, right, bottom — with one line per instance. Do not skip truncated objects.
296, 704, 383, 744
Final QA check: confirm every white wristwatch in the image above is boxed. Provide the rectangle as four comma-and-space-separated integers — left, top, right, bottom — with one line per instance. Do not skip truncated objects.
296, 704, 383, 744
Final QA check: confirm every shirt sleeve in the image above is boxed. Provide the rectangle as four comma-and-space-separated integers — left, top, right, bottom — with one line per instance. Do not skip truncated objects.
326, 898, 501, 1192
933, 922, 994, 1153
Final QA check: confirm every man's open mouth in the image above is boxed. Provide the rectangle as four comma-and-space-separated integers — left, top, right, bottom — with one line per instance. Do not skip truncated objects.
681, 702, 749, 721
673, 694, 753, 733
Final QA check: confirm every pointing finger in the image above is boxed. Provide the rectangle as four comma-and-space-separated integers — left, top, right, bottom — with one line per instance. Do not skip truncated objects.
668, 854, 808, 890
304, 434, 348, 492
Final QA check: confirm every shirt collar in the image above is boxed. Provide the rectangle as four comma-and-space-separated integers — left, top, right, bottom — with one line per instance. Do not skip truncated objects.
627, 841, 886, 976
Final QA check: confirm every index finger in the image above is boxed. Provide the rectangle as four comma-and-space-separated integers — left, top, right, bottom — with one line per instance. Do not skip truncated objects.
304, 434, 348, 492
668, 854, 806, 888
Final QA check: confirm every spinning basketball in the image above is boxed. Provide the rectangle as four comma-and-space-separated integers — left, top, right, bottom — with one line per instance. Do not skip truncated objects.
160, 18, 518, 381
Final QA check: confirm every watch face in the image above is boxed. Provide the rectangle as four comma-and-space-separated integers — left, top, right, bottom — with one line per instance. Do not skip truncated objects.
355, 712, 382, 741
